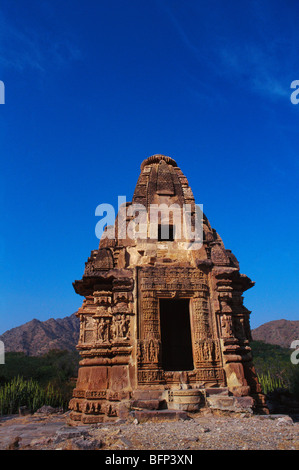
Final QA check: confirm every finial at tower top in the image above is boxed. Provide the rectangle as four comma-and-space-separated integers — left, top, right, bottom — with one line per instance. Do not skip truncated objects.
140, 154, 178, 171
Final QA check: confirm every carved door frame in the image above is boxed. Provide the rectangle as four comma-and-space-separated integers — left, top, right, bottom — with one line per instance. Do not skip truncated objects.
136, 266, 225, 387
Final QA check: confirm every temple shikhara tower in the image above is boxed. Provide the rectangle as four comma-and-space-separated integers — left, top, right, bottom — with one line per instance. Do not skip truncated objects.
69, 154, 267, 423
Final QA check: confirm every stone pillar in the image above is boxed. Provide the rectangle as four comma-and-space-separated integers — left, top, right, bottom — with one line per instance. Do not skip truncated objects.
69, 279, 135, 423
137, 290, 163, 385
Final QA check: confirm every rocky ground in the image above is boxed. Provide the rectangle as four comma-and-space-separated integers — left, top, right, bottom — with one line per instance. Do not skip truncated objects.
0, 407, 298, 451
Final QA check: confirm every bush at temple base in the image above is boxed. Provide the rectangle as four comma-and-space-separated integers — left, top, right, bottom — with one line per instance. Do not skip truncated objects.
0, 376, 67, 415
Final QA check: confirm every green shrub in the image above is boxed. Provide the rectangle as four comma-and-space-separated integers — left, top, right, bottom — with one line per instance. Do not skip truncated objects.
0, 376, 67, 415
251, 341, 299, 398
0, 350, 79, 415
257, 371, 286, 394
0, 350, 79, 386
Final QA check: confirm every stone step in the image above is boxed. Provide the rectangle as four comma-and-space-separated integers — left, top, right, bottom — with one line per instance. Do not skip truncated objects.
132, 390, 164, 400
207, 395, 254, 414
130, 399, 166, 411
131, 409, 190, 423
205, 387, 230, 397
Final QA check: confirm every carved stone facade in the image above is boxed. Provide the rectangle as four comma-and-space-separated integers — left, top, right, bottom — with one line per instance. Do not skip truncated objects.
69, 154, 267, 423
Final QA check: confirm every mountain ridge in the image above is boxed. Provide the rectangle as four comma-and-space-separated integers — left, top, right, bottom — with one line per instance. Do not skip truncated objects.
251, 318, 299, 349
0, 313, 80, 356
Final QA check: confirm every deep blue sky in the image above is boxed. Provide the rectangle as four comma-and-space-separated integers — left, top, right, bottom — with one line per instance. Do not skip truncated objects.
0, 0, 299, 333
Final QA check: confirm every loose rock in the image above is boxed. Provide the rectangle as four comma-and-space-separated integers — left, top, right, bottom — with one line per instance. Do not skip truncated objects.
0, 412, 298, 450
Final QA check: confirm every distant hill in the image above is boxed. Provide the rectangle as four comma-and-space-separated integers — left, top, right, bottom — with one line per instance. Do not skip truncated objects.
0, 314, 80, 356
252, 319, 299, 349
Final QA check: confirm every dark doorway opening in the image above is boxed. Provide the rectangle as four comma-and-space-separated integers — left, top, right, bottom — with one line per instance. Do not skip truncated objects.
159, 299, 194, 371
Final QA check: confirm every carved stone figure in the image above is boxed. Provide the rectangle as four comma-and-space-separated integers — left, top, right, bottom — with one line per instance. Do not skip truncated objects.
221, 314, 234, 338
97, 318, 108, 342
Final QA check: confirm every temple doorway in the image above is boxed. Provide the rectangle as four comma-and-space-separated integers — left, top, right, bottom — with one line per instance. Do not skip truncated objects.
159, 298, 194, 371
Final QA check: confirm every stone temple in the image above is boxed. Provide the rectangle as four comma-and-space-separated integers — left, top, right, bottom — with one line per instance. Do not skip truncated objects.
69, 154, 267, 423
